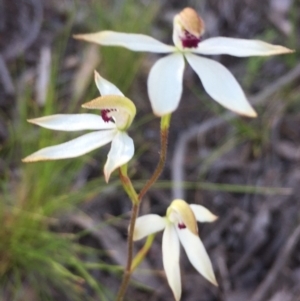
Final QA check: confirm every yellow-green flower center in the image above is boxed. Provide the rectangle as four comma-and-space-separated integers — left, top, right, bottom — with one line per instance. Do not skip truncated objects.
167, 199, 198, 235
82, 95, 136, 130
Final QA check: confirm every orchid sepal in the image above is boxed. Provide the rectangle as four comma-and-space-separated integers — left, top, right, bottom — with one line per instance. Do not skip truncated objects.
22, 130, 116, 162
94, 70, 124, 96
26, 114, 116, 131
104, 131, 134, 182
74, 31, 175, 53
194, 37, 294, 57
147, 53, 185, 116
185, 53, 257, 117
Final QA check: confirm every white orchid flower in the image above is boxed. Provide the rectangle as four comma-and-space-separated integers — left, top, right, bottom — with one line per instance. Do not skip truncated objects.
133, 199, 218, 301
74, 7, 293, 118
23, 71, 136, 182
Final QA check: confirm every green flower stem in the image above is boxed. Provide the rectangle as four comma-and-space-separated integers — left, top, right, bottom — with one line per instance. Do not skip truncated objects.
160, 113, 171, 130
138, 114, 171, 201
119, 164, 139, 204
130, 234, 155, 272
116, 165, 140, 301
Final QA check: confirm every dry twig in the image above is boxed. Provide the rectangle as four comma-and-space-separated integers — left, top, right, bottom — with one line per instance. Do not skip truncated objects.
249, 224, 300, 301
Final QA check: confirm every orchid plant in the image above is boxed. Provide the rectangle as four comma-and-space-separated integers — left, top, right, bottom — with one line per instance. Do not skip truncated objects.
23, 6, 293, 301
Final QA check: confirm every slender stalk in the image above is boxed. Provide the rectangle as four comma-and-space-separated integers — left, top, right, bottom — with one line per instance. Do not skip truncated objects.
138, 114, 171, 201
116, 114, 171, 301
115, 202, 139, 301
116, 166, 140, 301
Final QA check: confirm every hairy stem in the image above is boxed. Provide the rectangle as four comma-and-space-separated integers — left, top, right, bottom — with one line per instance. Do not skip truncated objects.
138, 114, 170, 201
116, 166, 139, 301
115, 202, 139, 301
116, 114, 171, 301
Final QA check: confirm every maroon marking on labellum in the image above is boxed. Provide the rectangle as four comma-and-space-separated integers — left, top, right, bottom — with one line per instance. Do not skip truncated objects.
101, 109, 115, 123
178, 223, 186, 230
181, 30, 201, 48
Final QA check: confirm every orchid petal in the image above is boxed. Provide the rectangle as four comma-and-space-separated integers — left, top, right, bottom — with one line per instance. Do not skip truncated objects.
194, 37, 294, 57
177, 228, 217, 286
148, 53, 185, 116
104, 132, 134, 182
190, 205, 218, 223
185, 53, 257, 117
22, 130, 116, 162
163, 224, 181, 301
94, 71, 124, 96
27, 114, 116, 131
74, 31, 175, 53
133, 214, 166, 241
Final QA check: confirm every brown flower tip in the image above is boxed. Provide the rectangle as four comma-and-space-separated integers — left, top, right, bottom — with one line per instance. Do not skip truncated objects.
178, 7, 205, 38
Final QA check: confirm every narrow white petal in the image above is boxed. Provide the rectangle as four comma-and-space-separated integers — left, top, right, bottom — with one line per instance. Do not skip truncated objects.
185, 53, 257, 117
104, 132, 134, 182
74, 31, 175, 53
177, 228, 217, 286
162, 224, 181, 301
148, 53, 185, 116
22, 130, 115, 162
28, 114, 116, 131
194, 37, 294, 57
94, 71, 124, 96
190, 205, 218, 223
133, 215, 166, 241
